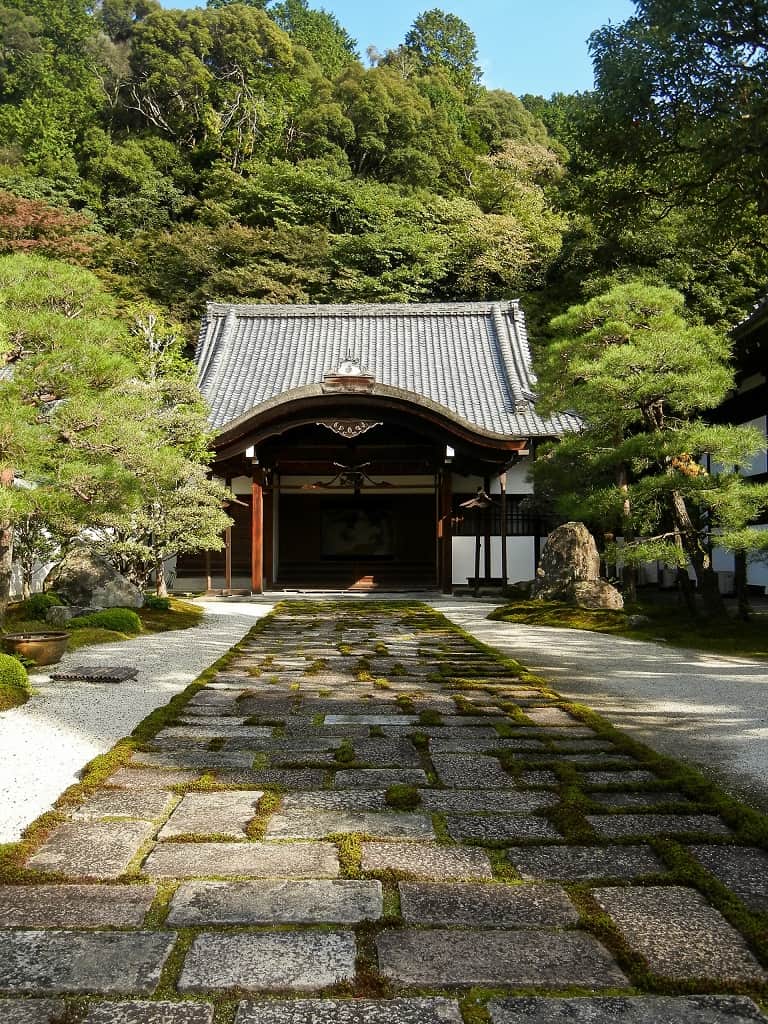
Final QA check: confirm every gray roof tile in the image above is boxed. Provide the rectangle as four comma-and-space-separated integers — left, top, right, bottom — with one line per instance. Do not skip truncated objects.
196, 301, 579, 439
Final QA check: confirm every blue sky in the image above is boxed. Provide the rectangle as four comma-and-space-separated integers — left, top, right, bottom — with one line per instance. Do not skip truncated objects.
159, 1, 636, 97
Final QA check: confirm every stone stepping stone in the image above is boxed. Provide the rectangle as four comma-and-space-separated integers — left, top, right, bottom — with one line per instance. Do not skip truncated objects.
375, 928, 627, 987
282, 791, 387, 812
224, 737, 341, 753
167, 880, 382, 925
0, 884, 157, 928
266, 809, 434, 840
487, 996, 768, 1023
26, 821, 156, 879
0, 931, 176, 994
593, 885, 767, 983
132, 751, 255, 770
688, 845, 768, 911
508, 844, 665, 881
155, 725, 273, 740
158, 792, 262, 839
214, 769, 327, 789
324, 715, 418, 726
399, 882, 578, 927
0, 999, 68, 1023
178, 932, 356, 992
446, 815, 560, 843
523, 708, 584, 727
83, 1003, 215, 1023
589, 792, 690, 809
421, 790, 557, 814
581, 771, 658, 785
107, 768, 199, 789
350, 740, 422, 767
518, 770, 559, 787
142, 841, 339, 879
361, 842, 492, 879
189, 692, 242, 708
333, 769, 428, 789
431, 755, 513, 789
71, 790, 175, 821
267, 751, 338, 767
284, 724, 370, 738
586, 814, 731, 838
233, 999, 464, 1023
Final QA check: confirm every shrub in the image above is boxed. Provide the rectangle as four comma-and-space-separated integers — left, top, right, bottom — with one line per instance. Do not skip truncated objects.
0, 653, 30, 693
385, 784, 421, 811
19, 592, 63, 619
142, 595, 171, 611
68, 607, 142, 634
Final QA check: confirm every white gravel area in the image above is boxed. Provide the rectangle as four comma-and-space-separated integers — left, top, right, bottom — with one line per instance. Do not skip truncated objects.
433, 598, 768, 813
0, 599, 275, 843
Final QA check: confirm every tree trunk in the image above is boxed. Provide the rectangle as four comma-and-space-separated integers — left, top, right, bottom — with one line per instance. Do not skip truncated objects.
617, 463, 637, 603
21, 573, 31, 601
668, 489, 726, 618
734, 549, 750, 621
155, 556, 168, 598
0, 520, 13, 626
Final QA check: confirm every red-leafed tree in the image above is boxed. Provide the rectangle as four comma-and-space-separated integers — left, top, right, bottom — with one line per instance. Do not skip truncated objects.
0, 191, 96, 260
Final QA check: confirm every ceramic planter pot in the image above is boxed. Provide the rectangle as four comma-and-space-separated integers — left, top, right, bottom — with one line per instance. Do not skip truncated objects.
1, 632, 70, 666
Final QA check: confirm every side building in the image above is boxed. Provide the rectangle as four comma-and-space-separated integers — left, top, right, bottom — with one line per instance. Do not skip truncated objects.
176, 301, 578, 593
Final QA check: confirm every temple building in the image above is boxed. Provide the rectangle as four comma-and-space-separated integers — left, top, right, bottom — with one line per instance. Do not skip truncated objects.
176, 301, 578, 593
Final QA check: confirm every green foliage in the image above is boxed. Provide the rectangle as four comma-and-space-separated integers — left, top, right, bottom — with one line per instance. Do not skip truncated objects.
18, 591, 61, 619
535, 281, 768, 615
0, 651, 29, 691
384, 784, 421, 811
142, 594, 170, 611
68, 607, 142, 634
404, 8, 481, 94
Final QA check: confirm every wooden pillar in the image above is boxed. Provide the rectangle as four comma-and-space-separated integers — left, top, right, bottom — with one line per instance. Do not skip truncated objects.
473, 511, 481, 597
251, 472, 264, 594
439, 470, 453, 593
263, 481, 274, 590
483, 475, 492, 581
499, 470, 508, 586
204, 549, 213, 594
224, 476, 232, 593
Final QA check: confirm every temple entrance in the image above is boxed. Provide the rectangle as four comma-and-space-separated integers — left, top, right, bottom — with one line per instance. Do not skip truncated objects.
276, 493, 437, 590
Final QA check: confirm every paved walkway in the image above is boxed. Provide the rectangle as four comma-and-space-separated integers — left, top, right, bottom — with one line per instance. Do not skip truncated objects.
0, 600, 274, 843
1, 599, 767, 1023
436, 599, 768, 813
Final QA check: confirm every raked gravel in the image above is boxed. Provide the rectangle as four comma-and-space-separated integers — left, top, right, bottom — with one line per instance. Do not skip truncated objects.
0, 600, 275, 843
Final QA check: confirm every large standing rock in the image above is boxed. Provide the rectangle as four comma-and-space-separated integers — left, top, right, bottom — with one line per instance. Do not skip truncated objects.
532, 523, 623, 610
44, 548, 144, 609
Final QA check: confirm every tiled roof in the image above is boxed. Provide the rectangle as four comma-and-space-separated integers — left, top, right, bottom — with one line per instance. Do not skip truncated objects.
196, 301, 580, 439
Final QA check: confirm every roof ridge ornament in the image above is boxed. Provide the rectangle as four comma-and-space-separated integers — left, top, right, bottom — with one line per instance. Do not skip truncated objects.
322, 352, 375, 394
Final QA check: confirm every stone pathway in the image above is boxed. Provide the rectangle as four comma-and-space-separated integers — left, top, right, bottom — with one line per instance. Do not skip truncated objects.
2, 600, 768, 1022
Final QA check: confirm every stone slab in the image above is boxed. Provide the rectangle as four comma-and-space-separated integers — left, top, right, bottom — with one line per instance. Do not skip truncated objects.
688, 845, 768, 911
581, 771, 658, 785
431, 755, 513, 789
593, 885, 767, 983
421, 790, 557, 814
84, 1003, 215, 1023
158, 792, 262, 839
487, 996, 768, 1023
375, 928, 627, 987
586, 814, 731, 838
507, 844, 665, 881
234, 999, 464, 1023
523, 708, 584, 727
350, 740, 422, 767
429, 738, 545, 754
167, 880, 382, 925
72, 790, 176, 821
132, 751, 255, 769
215, 770, 327, 789
324, 715, 418, 726
0, 884, 157, 928
142, 841, 339, 879
445, 814, 560, 842
156, 723, 270, 738
107, 769, 199, 789
178, 932, 356, 992
589, 792, 690, 809
26, 821, 156, 879
282, 791, 387, 812
0, 1000, 68, 1023
518, 770, 559, 787
361, 842, 492, 879
333, 769, 428, 789
266, 808, 434, 840
399, 882, 578, 927
0, 931, 176, 993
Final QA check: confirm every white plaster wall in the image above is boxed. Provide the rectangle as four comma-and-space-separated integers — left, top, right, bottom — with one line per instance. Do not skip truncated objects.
452, 536, 536, 585
451, 463, 533, 496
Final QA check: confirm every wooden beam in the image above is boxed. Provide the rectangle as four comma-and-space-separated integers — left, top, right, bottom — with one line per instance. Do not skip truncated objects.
499, 470, 508, 585
251, 472, 264, 594
263, 485, 274, 589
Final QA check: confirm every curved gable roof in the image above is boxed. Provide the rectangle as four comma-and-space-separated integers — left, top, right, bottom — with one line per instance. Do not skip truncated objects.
196, 300, 579, 440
